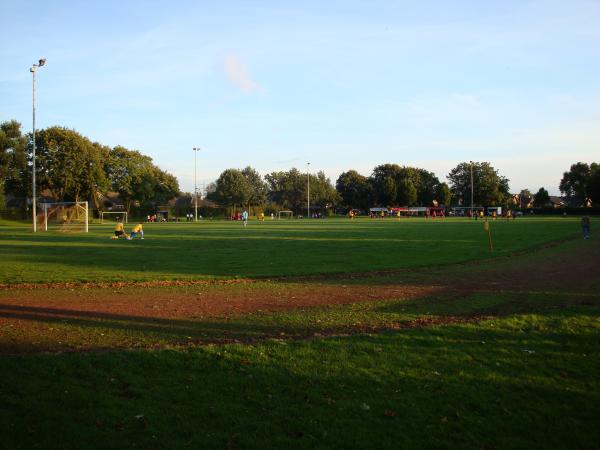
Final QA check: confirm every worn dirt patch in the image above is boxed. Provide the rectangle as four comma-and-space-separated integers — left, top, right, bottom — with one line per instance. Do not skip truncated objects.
0, 237, 598, 354
0, 284, 440, 320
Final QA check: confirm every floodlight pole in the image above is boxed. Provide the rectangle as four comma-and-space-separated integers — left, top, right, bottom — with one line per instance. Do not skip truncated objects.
193, 147, 201, 221
30, 58, 46, 232
307, 162, 310, 218
470, 161, 474, 213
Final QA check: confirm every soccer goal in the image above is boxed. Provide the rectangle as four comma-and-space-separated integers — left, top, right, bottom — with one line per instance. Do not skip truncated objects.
40, 202, 89, 233
277, 210, 293, 220
99, 211, 128, 224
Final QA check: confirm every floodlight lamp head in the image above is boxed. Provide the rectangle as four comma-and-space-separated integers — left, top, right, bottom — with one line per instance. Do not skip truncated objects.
38, 58, 46, 67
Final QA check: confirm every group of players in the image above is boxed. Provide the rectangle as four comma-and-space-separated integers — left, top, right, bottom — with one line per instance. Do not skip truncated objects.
112, 219, 144, 240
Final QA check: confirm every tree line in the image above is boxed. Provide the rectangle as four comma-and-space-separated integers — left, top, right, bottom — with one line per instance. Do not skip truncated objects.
0, 120, 179, 213
209, 162, 511, 214
2, 119, 599, 217
206, 160, 600, 214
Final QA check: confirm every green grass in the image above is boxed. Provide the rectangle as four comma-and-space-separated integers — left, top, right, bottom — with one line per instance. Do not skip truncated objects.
1, 218, 598, 449
0, 217, 580, 284
1, 296, 598, 449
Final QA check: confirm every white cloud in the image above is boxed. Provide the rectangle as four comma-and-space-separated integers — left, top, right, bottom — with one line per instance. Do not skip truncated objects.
223, 54, 263, 93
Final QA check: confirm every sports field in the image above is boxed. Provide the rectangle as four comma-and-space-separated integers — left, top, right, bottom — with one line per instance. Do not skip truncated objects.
1, 217, 599, 449
0, 217, 580, 284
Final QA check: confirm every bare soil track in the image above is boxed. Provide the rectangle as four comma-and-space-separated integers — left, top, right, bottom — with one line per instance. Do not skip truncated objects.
1, 237, 599, 353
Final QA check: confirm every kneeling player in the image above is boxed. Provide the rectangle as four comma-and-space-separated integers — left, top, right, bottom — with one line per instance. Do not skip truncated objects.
130, 223, 144, 239
113, 219, 130, 239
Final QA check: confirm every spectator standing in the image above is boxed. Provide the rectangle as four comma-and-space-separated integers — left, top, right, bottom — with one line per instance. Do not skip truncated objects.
581, 216, 591, 239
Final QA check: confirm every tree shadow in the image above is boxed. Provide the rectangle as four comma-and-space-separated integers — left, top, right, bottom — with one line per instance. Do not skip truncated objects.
0, 303, 324, 354
0, 324, 597, 450
373, 290, 600, 317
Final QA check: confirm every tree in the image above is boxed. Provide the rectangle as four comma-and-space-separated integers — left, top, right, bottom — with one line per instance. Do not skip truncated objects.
34, 127, 108, 203
0, 120, 29, 207
209, 169, 251, 212
336, 170, 371, 210
241, 166, 267, 211
106, 146, 155, 212
368, 164, 444, 206
396, 179, 417, 206
149, 167, 180, 207
369, 164, 401, 206
533, 187, 550, 207
410, 168, 440, 206
435, 183, 452, 206
559, 162, 599, 206
588, 164, 600, 206
559, 162, 591, 205
308, 171, 340, 213
447, 162, 510, 206
265, 168, 306, 213
105, 146, 179, 212
519, 189, 533, 208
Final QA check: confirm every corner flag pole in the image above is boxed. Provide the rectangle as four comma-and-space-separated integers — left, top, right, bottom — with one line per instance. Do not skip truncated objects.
483, 220, 493, 252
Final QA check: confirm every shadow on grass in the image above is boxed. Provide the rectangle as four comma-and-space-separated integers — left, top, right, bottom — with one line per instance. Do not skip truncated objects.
373, 290, 600, 317
0, 323, 598, 450
0, 303, 287, 344
1, 288, 599, 354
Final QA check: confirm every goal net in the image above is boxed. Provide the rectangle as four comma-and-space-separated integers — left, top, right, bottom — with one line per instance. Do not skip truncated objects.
277, 210, 293, 220
40, 202, 89, 233
99, 211, 128, 224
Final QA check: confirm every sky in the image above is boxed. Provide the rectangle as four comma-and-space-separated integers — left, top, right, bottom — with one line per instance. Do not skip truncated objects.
1, 0, 599, 195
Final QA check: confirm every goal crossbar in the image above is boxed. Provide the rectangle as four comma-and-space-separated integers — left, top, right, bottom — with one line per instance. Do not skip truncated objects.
99, 211, 128, 223
277, 210, 294, 220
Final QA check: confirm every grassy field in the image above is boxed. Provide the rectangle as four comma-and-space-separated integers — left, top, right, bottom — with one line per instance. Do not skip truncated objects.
2, 303, 598, 450
0, 216, 580, 284
1, 217, 598, 449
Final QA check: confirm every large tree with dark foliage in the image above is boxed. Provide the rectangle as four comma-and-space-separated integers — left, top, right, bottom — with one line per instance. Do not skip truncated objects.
368, 164, 445, 206
209, 168, 251, 212
0, 120, 29, 206
533, 187, 550, 207
34, 126, 109, 204
336, 170, 371, 210
447, 162, 510, 206
559, 162, 598, 206
588, 164, 600, 206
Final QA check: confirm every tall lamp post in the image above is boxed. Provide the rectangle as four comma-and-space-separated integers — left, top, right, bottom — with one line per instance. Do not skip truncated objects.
470, 161, 474, 215
307, 162, 310, 218
193, 147, 201, 221
30, 58, 46, 233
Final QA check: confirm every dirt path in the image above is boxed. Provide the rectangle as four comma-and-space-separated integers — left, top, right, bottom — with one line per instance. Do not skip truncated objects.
1, 237, 599, 320
0, 237, 598, 354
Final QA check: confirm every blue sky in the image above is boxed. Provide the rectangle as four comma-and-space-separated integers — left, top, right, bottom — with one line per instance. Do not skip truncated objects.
1, 0, 599, 195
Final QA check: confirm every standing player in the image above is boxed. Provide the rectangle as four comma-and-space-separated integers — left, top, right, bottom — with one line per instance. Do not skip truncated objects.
242, 210, 249, 227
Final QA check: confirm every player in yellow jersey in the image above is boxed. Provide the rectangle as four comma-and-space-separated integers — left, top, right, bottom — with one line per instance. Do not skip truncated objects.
130, 223, 144, 239
112, 218, 130, 239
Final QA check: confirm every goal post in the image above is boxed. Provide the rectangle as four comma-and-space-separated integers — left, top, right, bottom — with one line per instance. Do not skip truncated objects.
99, 211, 128, 224
277, 210, 293, 220
41, 201, 89, 233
